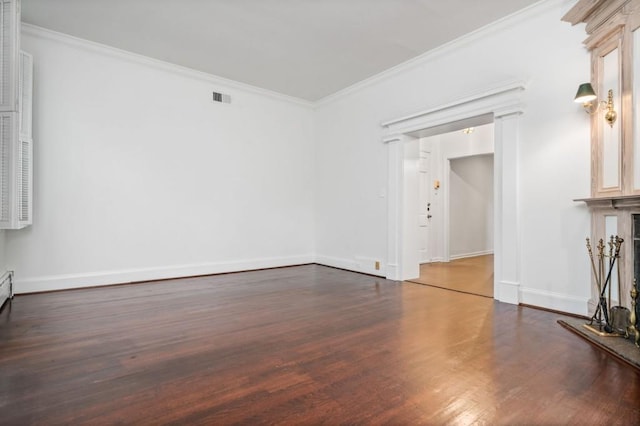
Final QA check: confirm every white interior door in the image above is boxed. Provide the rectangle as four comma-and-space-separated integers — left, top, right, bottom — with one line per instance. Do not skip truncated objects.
419, 150, 431, 263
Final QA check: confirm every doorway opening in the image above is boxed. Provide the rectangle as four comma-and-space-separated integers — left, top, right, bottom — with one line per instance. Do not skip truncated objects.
410, 124, 495, 298
381, 81, 524, 305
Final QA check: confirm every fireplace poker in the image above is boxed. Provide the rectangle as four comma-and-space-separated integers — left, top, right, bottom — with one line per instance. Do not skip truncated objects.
594, 238, 605, 325
608, 236, 614, 311
586, 237, 601, 324
586, 238, 600, 290
593, 236, 623, 333
597, 238, 605, 292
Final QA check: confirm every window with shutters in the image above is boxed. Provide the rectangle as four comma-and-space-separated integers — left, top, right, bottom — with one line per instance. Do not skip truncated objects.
0, 0, 32, 230
0, 114, 8, 223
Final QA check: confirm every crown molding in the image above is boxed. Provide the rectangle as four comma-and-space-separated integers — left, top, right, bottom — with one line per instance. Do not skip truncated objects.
20, 23, 315, 109
315, 0, 560, 108
21, 0, 561, 110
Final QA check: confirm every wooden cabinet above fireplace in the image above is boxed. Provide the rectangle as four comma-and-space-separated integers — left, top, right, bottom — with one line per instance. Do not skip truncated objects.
564, 0, 640, 198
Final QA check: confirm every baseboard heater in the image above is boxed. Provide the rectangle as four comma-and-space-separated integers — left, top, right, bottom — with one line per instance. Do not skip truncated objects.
0, 271, 13, 310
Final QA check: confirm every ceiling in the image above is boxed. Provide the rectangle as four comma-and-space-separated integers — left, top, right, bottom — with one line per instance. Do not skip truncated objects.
21, 0, 542, 102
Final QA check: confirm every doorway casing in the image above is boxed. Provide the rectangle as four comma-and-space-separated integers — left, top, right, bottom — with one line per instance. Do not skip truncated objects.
381, 81, 525, 304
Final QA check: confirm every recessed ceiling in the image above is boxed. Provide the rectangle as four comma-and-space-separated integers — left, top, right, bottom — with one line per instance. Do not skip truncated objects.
21, 0, 542, 101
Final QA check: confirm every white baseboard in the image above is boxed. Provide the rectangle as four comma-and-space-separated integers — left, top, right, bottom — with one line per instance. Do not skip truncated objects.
449, 250, 494, 261
385, 263, 400, 281
15, 255, 315, 294
12, 254, 590, 316
519, 286, 589, 316
420, 256, 445, 264
315, 255, 385, 277
0, 271, 12, 308
496, 280, 520, 304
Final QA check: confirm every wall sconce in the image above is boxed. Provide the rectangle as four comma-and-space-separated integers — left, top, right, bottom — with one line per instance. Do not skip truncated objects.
574, 82, 617, 127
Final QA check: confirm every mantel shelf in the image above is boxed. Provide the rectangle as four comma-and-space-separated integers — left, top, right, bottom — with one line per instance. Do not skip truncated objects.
574, 195, 640, 209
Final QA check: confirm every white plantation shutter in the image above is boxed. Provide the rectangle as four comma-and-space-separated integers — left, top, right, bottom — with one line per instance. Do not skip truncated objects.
0, 0, 32, 229
17, 137, 30, 223
0, 0, 17, 111
0, 113, 30, 230
0, 2, 10, 107
0, 113, 8, 223
19, 51, 31, 138
0, 1, 12, 224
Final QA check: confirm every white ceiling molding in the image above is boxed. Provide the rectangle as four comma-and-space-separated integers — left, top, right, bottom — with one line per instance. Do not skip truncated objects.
22, 0, 545, 102
21, 23, 315, 109
315, 0, 557, 107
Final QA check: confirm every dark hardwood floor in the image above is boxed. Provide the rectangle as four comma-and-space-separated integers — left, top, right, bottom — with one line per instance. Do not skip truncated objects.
0, 264, 639, 424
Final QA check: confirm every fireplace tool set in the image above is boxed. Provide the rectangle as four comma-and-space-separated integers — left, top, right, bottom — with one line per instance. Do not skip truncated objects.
585, 237, 640, 348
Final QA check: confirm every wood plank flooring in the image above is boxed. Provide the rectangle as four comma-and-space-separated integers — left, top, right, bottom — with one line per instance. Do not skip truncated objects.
410, 255, 494, 298
0, 264, 639, 424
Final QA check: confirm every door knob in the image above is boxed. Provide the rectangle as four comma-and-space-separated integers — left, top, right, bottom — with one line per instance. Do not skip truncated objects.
427, 214, 432, 219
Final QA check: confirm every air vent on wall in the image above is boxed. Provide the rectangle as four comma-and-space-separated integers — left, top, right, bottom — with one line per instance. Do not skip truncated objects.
212, 91, 231, 104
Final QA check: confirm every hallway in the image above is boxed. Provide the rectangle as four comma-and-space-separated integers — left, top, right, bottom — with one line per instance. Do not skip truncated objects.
409, 255, 494, 298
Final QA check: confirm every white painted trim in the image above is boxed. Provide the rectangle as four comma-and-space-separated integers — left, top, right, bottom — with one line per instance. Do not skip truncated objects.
520, 286, 589, 316
382, 81, 526, 137
382, 80, 524, 304
20, 1, 559, 108
315, 255, 386, 278
15, 255, 315, 294
449, 250, 494, 261
381, 81, 526, 128
0, 270, 12, 305
497, 280, 520, 305
494, 113, 522, 305
20, 24, 315, 109
443, 158, 452, 262
386, 263, 399, 280
385, 137, 404, 281
316, 0, 557, 106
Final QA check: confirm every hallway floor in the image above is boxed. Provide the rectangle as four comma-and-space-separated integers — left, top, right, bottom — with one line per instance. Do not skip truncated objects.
409, 254, 494, 298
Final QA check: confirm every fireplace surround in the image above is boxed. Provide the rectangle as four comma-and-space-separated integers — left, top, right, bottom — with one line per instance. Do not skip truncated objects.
565, 1, 640, 352
574, 195, 640, 315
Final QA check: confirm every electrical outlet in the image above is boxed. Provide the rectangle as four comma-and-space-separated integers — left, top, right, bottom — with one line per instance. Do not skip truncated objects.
375, 261, 380, 270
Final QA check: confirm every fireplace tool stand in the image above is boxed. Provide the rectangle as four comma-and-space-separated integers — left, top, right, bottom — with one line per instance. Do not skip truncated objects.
585, 236, 624, 337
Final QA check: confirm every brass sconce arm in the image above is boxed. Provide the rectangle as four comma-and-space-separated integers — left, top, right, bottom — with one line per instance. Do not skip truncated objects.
574, 83, 617, 127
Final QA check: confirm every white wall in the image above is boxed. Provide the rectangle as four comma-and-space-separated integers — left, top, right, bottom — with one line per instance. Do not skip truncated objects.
6, 26, 316, 292
422, 123, 495, 262
4, 0, 595, 315
314, 0, 592, 314
449, 154, 494, 258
